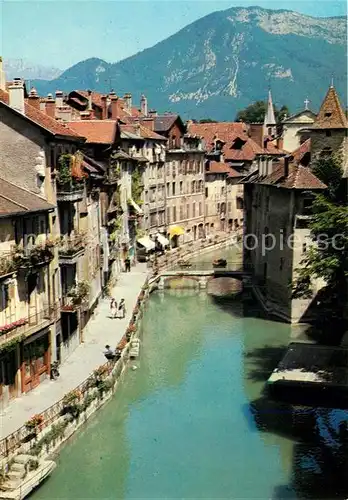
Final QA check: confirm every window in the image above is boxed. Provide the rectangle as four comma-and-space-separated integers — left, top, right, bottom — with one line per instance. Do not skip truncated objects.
279, 258, 284, 271
186, 204, 190, 219
192, 203, 196, 217
302, 198, 313, 215
191, 181, 196, 193
205, 187, 208, 198
172, 182, 176, 196
231, 137, 247, 150
326, 130, 332, 137
268, 127, 272, 136
236, 197, 244, 210
320, 147, 332, 158
221, 186, 225, 196
199, 180, 203, 192
166, 183, 170, 197
217, 203, 220, 213
302, 242, 307, 254
180, 181, 183, 194
173, 206, 176, 222
166, 208, 170, 223
180, 206, 184, 220
228, 202, 232, 212
199, 202, 202, 216
324, 112, 332, 117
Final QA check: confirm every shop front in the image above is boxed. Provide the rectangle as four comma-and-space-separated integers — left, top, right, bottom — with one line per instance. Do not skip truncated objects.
21, 329, 50, 393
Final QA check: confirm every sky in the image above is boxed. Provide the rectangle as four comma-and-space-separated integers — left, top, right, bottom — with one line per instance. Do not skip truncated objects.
1, 0, 347, 70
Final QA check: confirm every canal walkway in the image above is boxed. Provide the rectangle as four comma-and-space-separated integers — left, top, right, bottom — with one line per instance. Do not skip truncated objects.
0, 264, 148, 439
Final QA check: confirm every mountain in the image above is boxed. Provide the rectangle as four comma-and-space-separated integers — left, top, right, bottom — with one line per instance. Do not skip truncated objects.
31, 7, 347, 120
4, 58, 62, 81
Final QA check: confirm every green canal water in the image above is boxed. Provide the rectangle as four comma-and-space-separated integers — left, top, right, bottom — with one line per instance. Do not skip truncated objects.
31, 248, 347, 500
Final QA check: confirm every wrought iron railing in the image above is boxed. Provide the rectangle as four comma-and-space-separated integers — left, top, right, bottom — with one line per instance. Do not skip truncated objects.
58, 233, 86, 257
0, 302, 60, 345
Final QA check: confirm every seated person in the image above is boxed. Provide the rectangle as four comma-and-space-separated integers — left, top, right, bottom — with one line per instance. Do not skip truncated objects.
103, 345, 115, 359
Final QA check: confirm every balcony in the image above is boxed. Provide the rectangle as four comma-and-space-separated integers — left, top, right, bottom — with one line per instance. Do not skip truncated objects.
11, 242, 55, 272
61, 281, 90, 312
58, 233, 86, 264
57, 182, 84, 202
0, 252, 18, 280
0, 303, 60, 347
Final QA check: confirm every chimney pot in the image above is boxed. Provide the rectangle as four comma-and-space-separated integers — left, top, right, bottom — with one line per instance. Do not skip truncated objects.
28, 87, 40, 110
123, 93, 132, 113
55, 90, 64, 108
8, 78, 25, 114
101, 95, 108, 120
140, 94, 148, 116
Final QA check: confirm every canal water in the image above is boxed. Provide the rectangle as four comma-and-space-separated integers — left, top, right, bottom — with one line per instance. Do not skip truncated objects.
31, 248, 347, 500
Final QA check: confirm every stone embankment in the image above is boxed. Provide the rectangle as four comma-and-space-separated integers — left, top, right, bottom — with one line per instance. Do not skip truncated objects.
0, 232, 236, 499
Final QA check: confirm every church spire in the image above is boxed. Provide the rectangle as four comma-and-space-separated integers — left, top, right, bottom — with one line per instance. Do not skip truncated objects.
264, 89, 276, 126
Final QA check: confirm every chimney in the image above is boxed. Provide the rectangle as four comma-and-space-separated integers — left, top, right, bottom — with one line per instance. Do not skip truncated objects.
148, 109, 157, 117
0, 56, 6, 91
284, 155, 290, 178
45, 93, 55, 118
56, 106, 72, 122
276, 136, 283, 150
55, 90, 64, 108
87, 90, 93, 111
140, 94, 148, 116
8, 78, 25, 114
142, 117, 154, 131
123, 93, 132, 112
101, 95, 108, 120
28, 87, 40, 110
110, 95, 119, 120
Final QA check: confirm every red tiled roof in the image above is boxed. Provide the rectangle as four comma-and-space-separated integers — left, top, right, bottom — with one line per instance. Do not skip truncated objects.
187, 122, 264, 161
291, 139, 311, 165
120, 124, 167, 141
66, 120, 117, 144
0, 177, 55, 216
74, 91, 143, 119
206, 161, 231, 174
312, 86, 348, 129
0, 89, 83, 139
261, 164, 327, 190
227, 167, 244, 178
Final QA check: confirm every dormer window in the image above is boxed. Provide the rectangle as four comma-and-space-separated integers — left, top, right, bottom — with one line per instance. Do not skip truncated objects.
215, 140, 223, 151
320, 147, 332, 158
231, 137, 247, 150
324, 112, 332, 117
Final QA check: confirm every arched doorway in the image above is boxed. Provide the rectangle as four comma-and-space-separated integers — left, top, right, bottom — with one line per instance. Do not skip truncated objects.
198, 223, 204, 238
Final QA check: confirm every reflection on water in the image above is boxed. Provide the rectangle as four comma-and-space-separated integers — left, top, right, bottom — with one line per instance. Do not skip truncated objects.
31, 288, 347, 500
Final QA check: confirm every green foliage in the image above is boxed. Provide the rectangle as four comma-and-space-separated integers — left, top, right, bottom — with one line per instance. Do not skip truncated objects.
57, 154, 73, 185
235, 101, 290, 123
0, 335, 25, 354
131, 167, 143, 205
293, 155, 348, 330
68, 281, 90, 306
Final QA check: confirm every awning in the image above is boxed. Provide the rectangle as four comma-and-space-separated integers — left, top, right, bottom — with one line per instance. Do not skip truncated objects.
168, 225, 185, 238
137, 236, 155, 251
156, 233, 169, 246
128, 198, 143, 215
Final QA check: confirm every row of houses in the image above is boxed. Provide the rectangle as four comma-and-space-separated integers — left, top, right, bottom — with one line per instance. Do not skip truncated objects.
1, 52, 345, 407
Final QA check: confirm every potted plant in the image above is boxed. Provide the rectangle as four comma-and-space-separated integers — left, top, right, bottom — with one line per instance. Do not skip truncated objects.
25, 414, 44, 436
62, 389, 82, 418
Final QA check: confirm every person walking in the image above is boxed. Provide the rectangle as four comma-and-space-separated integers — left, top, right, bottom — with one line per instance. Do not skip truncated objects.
118, 298, 126, 319
110, 298, 117, 319
125, 257, 131, 272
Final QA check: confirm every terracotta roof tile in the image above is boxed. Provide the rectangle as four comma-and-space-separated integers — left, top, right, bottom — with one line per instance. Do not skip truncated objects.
187, 122, 264, 162
206, 161, 231, 174
0, 89, 83, 139
154, 114, 180, 133
74, 91, 143, 119
261, 164, 327, 190
291, 139, 311, 165
66, 120, 117, 144
312, 86, 348, 129
0, 177, 55, 216
120, 124, 167, 141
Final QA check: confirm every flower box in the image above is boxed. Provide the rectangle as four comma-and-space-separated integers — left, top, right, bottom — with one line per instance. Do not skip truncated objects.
0, 318, 27, 335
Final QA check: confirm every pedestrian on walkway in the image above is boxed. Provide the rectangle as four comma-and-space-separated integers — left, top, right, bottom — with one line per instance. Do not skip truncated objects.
125, 257, 131, 272
118, 298, 126, 319
110, 298, 117, 319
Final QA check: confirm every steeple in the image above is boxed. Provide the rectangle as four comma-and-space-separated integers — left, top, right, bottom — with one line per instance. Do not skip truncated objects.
264, 89, 276, 126
312, 84, 347, 129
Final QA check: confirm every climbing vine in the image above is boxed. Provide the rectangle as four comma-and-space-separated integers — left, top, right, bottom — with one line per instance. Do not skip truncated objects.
57, 152, 87, 187
131, 167, 143, 205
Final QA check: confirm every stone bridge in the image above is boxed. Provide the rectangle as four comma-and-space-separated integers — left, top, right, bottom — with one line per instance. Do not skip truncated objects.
155, 265, 252, 290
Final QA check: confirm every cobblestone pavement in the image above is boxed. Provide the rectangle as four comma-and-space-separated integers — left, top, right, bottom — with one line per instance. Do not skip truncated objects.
0, 264, 148, 438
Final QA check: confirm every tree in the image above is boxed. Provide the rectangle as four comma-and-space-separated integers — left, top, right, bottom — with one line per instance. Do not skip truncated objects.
235, 101, 290, 123
198, 118, 218, 123
293, 154, 348, 333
